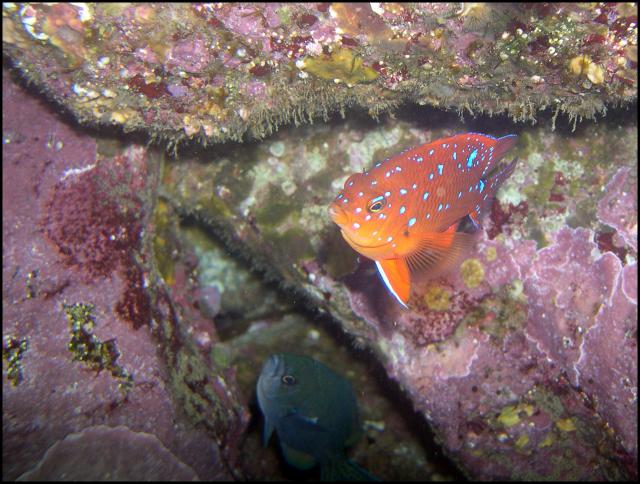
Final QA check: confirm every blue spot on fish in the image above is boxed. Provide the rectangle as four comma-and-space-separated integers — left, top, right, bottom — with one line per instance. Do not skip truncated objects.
437, 203, 443, 211
429, 149, 434, 156
467, 149, 478, 168
437, 164, 444, 175
408, 217, 416, 227
400, 206, 406, 214
479, 179, 485, 192
423, 191, 429, 200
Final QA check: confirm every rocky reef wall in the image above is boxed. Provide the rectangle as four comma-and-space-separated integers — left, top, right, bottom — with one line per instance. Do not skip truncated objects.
2, 3, 637, 145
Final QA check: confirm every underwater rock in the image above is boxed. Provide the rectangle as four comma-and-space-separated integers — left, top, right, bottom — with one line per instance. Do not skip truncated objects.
2, 3, 637, 145
2, 68, 247, 480
162, 107, 637, 479
17, 426, 199, 480
597, 166, 637, 252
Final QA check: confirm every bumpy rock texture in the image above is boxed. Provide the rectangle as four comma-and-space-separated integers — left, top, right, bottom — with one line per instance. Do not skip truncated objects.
2, 3, 637, 144
162, 105, 637, 479
2, 68, 248, 480
3, 3, 638, 481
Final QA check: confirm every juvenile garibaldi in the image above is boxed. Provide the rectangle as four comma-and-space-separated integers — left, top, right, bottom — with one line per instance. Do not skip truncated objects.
257, 353, 378, 481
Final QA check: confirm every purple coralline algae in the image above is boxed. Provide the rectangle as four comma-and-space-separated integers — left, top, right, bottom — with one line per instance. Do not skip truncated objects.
17, 426, 199, 481
597, 166, 638, 252
2, 4, 638, 481
2, 68, 248, 480
2, 3, 637, 144
158, 110, 637, 479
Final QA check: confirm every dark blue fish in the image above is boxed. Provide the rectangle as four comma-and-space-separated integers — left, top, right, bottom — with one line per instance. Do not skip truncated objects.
257, 353, 378, 481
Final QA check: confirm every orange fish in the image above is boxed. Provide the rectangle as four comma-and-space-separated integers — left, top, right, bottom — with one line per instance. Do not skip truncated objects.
328, 132, 518, 307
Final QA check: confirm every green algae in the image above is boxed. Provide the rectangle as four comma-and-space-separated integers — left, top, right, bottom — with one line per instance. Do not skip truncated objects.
2, 336, 28, 386
468, 284, 528, 341
152, 199, 177, 284
321, 229, 359, 280
64, 302, 133, 393
262, 226, 316, 266
524, 158, 555, 206
255, 185, 297, 227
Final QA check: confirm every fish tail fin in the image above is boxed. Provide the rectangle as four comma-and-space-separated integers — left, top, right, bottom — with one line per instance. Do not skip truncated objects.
375, 258, 410, 308
493, 134, 518, 160
477, 155, 517, 218
321, 457, 379, 481
483, 134, 518, 194
406, 226, 476, 282
489, 156, 518, 189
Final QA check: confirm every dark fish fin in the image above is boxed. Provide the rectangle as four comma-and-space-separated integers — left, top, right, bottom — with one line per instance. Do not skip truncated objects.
487, 156, 518, 189
493, 134, 518, 160
457, 214, 481, 233
262, 417, 275, 447
375, 259, 410, 308
406, 226, 476, 281
321, 457, 380, 481
280, 442, 317, 471
474, 152, 518, 223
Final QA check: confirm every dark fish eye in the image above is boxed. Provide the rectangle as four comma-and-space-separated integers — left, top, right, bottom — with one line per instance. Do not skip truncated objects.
281, 374, 296, 385
367, 195, 386, 213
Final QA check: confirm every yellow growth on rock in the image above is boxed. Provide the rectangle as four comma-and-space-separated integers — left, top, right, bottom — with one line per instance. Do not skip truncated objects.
423, 283, 451, 311
460, 258, 485, 288
555, 417, 577, 432
568, 55, 605, 84
497, 403, 534, 428
515, 434, 529, 449
299, 48, 379, 86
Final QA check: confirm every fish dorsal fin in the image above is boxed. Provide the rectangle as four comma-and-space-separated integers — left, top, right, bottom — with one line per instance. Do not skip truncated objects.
375, 259, 410, 308
405, 225, 475, 281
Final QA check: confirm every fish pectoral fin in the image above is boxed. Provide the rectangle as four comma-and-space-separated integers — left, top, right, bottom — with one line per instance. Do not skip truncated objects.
406, 226, 475, 280
262, 417, 275, 447
375, 259, 410, 308
321, 457, 380, 481
281, 442, 318, 470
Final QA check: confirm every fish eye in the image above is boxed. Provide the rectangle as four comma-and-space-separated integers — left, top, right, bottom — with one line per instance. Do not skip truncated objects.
367, 195, 386, 213
281, 374, 296, 385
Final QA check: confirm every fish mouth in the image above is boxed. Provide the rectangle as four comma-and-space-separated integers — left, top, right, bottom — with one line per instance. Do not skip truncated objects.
340, 229, 391, 251
328, 203, 348, 226
329, 204, 394, 251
